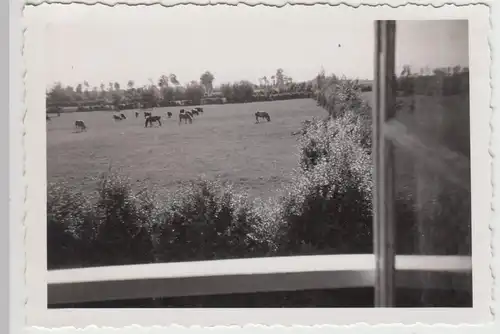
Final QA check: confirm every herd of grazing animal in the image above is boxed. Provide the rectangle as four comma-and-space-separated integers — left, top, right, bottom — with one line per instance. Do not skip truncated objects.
51, 106, 273, 134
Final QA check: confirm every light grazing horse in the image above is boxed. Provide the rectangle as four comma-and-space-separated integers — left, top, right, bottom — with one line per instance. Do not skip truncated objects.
255, 111, 271, 123
179, 113, 193, 125
145, 116, 162, 127
74, 120, 87, 132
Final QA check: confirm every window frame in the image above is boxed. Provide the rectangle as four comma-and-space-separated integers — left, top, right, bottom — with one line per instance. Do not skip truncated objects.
372, 20, 397, 308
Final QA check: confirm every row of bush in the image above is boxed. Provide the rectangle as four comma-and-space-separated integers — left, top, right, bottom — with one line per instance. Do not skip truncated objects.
223, 91, 314, 104
396, 71, 469, 97
324, 72, 470, 98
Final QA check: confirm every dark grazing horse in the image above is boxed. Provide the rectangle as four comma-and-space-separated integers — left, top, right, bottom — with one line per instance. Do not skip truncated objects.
74, 120, 87, 132
166, 112, 172, 118
144, 111, 152, 118
135, 111, 140, 118
120, 113, 127, 120
113, 115, 123, 121
179, 113, 193, 125
255, 111, 271, 123
194, 107, 204, 114
145, 116, 162, 127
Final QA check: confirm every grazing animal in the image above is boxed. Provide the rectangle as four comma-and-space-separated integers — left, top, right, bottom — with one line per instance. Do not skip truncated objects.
179, 113, 193, 124
113, 115, 123, 121
255, 111, 271, 123
194, 107, 204, 113
135, 111, 140, 118
74, 120, 87, 132
179, 109, 185, 114
144, 111, 152, 118
145, 116, 162, 127
185, 111, 194, 118
166, 112, 173, 118
191, 109, 199, 116
120, 113, 127, 120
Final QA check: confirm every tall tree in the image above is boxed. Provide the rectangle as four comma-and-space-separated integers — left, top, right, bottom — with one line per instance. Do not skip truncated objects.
452, 65, 462, 75
158, 75, 169, 88
275, 68, 285, 90
46, 82, 71, 104
200, 71, 215, 96
127, 80, 134, 89
185, 81, 204, 105
169, 74, 179, 86
401, 65, 412, 77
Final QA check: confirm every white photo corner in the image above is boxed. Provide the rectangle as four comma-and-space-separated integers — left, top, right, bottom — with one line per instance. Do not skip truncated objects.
18, 0, 494, 329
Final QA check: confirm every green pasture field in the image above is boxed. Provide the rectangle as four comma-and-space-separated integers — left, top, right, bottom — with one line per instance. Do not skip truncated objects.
47, 99, 328, 199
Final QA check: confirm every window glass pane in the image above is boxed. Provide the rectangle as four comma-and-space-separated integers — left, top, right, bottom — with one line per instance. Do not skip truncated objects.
392, 20, 471, 256
391, 20, 471, 305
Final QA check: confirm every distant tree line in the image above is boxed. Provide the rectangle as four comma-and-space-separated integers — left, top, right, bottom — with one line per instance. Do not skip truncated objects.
46, 68, 316, 111
395, 65, 469, 96
312, 65, 470, 97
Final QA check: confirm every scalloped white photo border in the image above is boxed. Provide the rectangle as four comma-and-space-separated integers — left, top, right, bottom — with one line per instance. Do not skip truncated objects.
10, 0, 499, 332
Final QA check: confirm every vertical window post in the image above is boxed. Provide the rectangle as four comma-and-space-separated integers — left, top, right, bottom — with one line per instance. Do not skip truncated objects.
373, 20, 397, 307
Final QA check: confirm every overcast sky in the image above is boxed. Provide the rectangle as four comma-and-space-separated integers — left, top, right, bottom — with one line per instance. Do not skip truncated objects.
25, 4, 469, 89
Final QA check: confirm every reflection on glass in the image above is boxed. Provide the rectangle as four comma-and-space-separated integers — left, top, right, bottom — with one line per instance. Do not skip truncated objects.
391, 20, 471, 306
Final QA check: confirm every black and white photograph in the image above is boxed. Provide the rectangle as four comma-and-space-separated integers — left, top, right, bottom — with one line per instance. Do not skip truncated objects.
21, 3, 492, 325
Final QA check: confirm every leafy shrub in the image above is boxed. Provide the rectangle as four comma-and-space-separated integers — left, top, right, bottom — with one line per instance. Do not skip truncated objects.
298, 111, 371, 171
91, 171, 156, 266
154, 179, 276, 262
47, 171, 156, 269
277, 114, 373, 255
47, 182, 96, 269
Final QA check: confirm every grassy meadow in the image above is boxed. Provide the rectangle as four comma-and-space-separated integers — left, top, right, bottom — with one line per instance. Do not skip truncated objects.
47, 99, 327, 199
